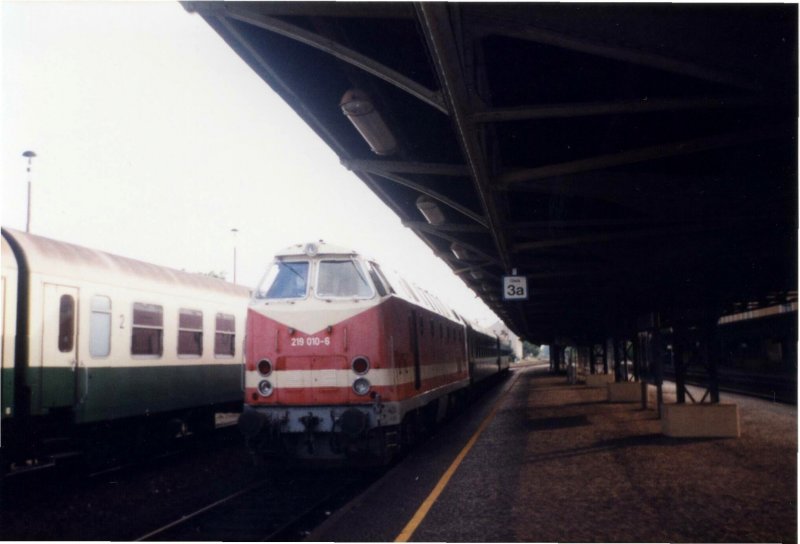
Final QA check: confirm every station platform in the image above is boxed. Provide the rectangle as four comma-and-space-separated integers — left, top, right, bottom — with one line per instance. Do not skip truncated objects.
310, 362, 797, 542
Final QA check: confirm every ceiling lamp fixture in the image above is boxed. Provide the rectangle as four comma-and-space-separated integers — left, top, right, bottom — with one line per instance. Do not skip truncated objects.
416, 195, 445, 226
450, 242, 471, 261
340, 89, 397, 156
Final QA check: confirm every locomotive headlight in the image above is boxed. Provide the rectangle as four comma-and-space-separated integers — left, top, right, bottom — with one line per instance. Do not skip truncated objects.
258, 380, 274, 397
352, 377, 371, 396
351, 356, 370, 375
258, 358, 273, 376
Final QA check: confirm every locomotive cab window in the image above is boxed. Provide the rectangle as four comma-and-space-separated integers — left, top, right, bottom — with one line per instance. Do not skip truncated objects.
178, 308, 203, 356
255, 260, 309, 299
316, 260, 374, 299
89, 295, 111, 358
215, 313, 236, 357
131, 302, 163, 357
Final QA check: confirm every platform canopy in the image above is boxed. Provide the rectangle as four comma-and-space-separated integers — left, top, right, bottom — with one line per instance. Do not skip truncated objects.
186, 2, 797, 343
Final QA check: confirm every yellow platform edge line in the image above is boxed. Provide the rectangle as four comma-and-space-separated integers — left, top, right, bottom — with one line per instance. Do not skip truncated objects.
394, 370, 523, 542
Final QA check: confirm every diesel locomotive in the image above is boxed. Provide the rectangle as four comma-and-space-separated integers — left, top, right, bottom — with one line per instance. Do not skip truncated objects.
237, 241, 512, 463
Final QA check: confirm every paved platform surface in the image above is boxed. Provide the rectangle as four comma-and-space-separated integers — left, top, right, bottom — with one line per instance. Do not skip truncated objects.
311, 363, 797, 542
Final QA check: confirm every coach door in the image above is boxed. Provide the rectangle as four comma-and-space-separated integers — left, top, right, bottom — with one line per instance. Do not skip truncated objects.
41, 284, 80, 409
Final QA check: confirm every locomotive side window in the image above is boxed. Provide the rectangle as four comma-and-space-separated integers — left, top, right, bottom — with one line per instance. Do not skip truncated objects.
316, 260, 374, 298
215, 313, 236, 357
178, 308, 203, 356
58, 294, 75, 353
256, 261, 309, 299
132, 303, 163, 356
89, 295, 111, 357
367, 265, 387, 297
368, 262, 395, 296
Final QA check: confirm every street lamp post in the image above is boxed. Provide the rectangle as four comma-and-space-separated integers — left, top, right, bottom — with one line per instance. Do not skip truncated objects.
231, 228, 239, 285
22, 150, 37, 233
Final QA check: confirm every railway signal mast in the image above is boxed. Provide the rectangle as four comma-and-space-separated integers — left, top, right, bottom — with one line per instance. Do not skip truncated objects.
22, 150, 36, 233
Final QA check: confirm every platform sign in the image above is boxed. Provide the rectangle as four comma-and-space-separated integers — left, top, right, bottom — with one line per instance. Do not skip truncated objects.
503, 275, 528, 300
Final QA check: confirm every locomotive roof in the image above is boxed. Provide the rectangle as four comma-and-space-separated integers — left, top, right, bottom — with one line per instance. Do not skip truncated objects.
2, 227, 250, 299
274, 241, 358, 258
270, 241, 470, 324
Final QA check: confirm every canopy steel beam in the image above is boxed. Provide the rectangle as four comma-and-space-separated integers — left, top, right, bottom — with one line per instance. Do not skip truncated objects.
224, 4, 448, 114
498, 125, 788, 188
407, 221, 502, 266
344, 159, 470, 176
470, 14, 762, 92
417, 3, 512, 271
402, 221, 487, 234
343, 160, 488, 228
470, 96, 764, 123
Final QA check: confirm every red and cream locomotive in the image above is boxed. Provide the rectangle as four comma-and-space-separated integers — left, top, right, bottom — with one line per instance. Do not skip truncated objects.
238, 242, 511, 463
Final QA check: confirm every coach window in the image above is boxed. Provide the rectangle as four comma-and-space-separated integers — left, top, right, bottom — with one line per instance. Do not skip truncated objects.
58, 295, 75, 352
89, 295, 112, 357
317, 260, 374, 299
132, 303, 163, 357
178, 309, 203, 357
215, 313, 236, 357
256, 260, 309, 299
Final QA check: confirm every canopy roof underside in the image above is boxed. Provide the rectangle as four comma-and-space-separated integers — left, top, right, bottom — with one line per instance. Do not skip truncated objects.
187, 2, 797, 343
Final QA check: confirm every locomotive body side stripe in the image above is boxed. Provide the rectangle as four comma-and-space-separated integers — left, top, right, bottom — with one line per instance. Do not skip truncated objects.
245, 367, 468, 404
242, 376, 471, 432
245, 362, 466, 389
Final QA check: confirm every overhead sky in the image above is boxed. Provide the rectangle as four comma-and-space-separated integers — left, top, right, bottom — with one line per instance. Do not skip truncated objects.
1, 1, 500, 325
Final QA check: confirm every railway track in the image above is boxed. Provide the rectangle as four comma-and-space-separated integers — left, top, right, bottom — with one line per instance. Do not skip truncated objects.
135, 467, 380, 541
665, 369, 796, 404
3, 415, 242, 480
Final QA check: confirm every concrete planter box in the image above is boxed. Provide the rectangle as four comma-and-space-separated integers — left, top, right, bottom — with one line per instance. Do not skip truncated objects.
585, 373, 615, 387
607, 381, 641, 402
661, 403, 740, 438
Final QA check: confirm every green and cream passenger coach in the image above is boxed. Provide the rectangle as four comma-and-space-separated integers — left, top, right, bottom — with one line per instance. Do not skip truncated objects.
1, 228, 249, 472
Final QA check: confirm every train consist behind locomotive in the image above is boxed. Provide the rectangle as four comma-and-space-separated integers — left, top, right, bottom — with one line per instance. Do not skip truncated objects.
238, 242, 512, 463
1, 228, 249, 471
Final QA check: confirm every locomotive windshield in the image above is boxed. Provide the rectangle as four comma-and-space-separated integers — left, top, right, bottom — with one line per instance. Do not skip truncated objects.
316, 259, 374, 298
256, 260, 309, 299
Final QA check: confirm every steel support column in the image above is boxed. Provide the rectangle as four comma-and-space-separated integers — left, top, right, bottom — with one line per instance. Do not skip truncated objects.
673, 325, 687, 404
703, 320, 720, 404
653, 326, 664, 418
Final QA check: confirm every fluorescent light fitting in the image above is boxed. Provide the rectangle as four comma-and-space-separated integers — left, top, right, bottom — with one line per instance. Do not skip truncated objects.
416, 195, 446, 226
450, 242, 471, 261
340, 89, 397, 156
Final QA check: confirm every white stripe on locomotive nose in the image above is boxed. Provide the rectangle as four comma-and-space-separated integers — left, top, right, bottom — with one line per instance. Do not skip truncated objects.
245, 362, 462, 389
248, 298, 383, 335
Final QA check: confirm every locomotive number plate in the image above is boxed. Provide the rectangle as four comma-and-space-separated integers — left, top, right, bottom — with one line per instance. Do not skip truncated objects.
290, 336, 331, 347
